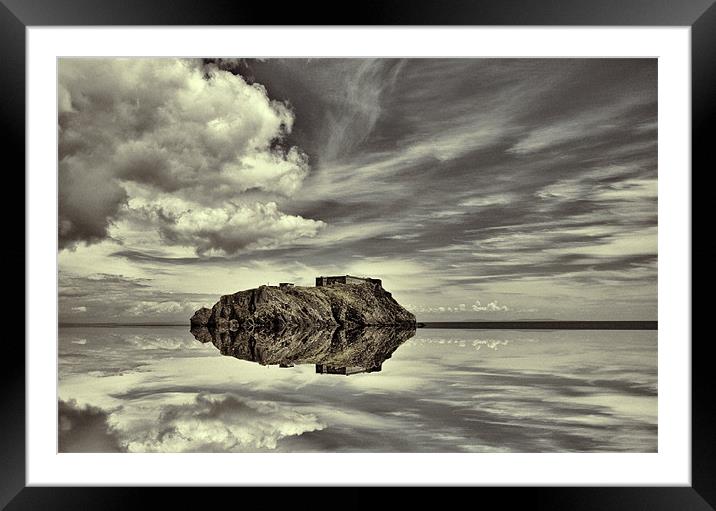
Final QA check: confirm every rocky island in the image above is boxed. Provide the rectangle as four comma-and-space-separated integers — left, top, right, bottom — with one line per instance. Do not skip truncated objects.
192, 324, 416, 375
190, 275, 416, 332
189, 275, 416, 375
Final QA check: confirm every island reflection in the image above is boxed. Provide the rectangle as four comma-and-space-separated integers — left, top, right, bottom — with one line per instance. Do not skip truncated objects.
190, 324, 416, 376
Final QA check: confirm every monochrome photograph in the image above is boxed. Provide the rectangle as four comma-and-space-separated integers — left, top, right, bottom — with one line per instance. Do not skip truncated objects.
58, 57, 657, 453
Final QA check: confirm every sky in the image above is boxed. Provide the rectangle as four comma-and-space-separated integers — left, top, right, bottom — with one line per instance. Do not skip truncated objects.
58, 58, 657, 323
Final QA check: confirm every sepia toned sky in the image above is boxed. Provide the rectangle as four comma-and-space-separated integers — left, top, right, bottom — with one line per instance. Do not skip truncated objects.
58, 58, 657, 323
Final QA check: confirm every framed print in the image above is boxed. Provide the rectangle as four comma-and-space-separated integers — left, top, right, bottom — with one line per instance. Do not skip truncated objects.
5, 0, 712, 507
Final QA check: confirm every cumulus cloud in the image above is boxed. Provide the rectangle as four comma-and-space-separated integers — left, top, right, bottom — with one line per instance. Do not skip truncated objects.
125, 392, 325, 452
131, 199, 325, 255
125, 300, 194, 317
58, 58, 323, 253
472, 300, 510, 312
407, 300, 510, 314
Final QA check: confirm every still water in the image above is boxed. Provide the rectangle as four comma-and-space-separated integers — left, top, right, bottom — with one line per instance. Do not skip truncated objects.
58, 326, 657, 453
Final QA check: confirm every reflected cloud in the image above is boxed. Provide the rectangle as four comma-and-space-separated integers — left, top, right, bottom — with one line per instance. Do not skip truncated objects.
59, 326, 657, 453
125, 392, 325, 452
59, 399, 125, 453
59, 393, 325, 453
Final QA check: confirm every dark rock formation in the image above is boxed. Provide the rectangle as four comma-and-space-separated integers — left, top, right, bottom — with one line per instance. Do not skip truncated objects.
190, 307, 212, 328
190, 280, 415, 331
191, 324, 416, 376
189, 280, 415, 375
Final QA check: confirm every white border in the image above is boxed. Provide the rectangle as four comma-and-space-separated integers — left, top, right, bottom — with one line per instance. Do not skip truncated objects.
27, 27, 691, 486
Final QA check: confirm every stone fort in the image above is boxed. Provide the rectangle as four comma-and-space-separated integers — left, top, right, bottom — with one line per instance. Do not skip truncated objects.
315, 275, 383, 288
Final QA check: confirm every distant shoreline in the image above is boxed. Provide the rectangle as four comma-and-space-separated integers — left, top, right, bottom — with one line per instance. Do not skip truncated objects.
59, 320, 657, 331
421, 321, 657, 330
59, 323, 190, 328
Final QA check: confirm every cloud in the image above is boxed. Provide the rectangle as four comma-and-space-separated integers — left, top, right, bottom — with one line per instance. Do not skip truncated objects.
58, 157, 129, 249
58, 58, 322, 253
458, 194, 516, 208
59, 393, 324, 453
125, 300, 193, 317
472, 300, 510, 312
407, 300, 510, 314
508, 121, 587, 155
141, 200, 325, 255
472, 339, 510, 350
121, 334, 206, 351
124, 392, 325, 452
321, 59, 405, 162
58, 272, 216, 323
58, 399, 125, 452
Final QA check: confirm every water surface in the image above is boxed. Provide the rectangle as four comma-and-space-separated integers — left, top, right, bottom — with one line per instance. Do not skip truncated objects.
58, 326, 657, 453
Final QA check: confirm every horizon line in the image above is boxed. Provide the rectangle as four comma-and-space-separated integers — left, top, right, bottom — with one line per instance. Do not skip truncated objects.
59, 320, 658, 331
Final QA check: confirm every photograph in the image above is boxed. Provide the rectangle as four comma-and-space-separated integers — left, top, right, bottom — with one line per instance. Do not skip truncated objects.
57, 57, 658, 454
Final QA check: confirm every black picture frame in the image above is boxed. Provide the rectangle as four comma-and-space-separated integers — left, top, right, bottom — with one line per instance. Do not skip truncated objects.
4, 0, 711, 508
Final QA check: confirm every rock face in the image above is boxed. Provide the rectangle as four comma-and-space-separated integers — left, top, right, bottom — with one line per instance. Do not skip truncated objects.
190, 280, 416, 331
191, 324, 416, 375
